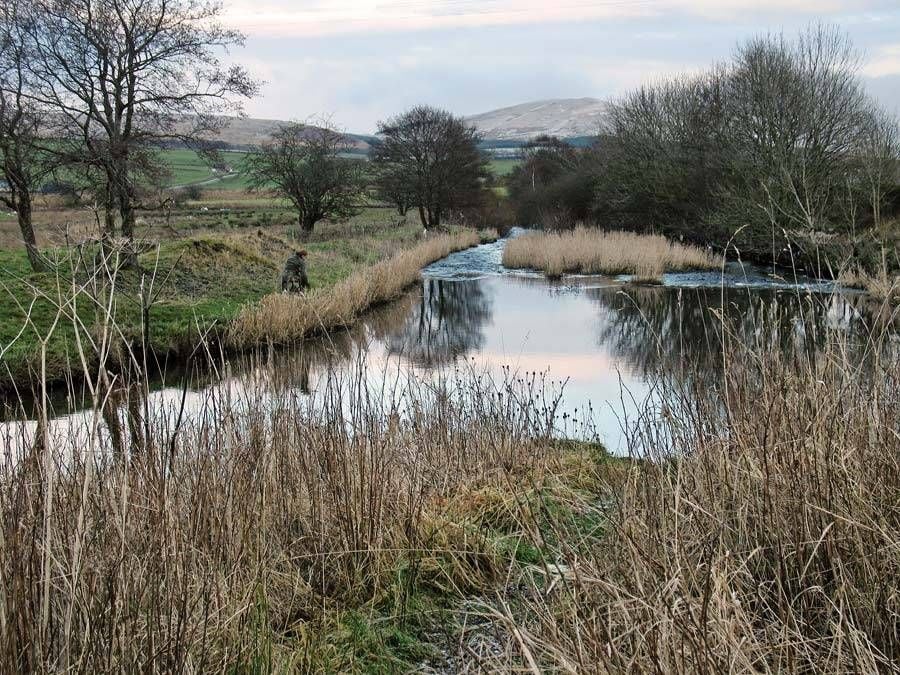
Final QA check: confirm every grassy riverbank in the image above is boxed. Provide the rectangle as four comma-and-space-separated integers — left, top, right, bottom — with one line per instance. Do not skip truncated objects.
2, 315, 896, 671
838, 265, 900, 301
0, 206, 492, 392
502, 227, 718, 281
230, 229, 490, 346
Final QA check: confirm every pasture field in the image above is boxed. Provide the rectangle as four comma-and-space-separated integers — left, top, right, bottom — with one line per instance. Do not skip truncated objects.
488, 157, 520, 176
154, 148, 517, 190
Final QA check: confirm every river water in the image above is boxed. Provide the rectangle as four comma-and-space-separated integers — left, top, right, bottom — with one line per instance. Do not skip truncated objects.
2, 231, 896, 457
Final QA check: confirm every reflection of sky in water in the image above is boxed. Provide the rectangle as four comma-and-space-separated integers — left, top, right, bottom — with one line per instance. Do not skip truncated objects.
3, 236, 894, 460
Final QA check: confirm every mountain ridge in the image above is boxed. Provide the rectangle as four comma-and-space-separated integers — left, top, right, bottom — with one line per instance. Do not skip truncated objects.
464, 97, 608, 141
168, 98, 608, 149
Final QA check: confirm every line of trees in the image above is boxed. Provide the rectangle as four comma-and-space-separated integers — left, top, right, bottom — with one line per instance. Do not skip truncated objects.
247, 105, 489, 234
509, 26, 900, 273
0, 0, 257, 270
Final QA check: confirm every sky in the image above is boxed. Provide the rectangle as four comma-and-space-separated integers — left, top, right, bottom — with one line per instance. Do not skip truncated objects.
221, 0, 900, 133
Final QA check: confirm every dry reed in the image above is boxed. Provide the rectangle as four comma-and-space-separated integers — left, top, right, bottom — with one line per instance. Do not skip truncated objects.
2, 240, 897, 671
502, 226, 718, 279
230, 229, 491, 346
473, 320, 900, 672
838, 265, 900, 301
0, 357, 560, 671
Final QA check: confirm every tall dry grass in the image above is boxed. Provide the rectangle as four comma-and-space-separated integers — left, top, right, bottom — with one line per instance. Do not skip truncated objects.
0, 358, 561, 671
230, 229, 491, 346
503, 226, 718, 279
475, 320, 900, 672
2, 236, 897, 671
838, 265, 900, 302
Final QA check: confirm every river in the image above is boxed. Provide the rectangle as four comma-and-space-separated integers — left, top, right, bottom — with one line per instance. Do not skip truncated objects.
1, 230, 896, 457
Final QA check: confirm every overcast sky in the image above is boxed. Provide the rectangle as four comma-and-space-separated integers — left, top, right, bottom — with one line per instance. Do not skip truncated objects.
222, 0, 900, 133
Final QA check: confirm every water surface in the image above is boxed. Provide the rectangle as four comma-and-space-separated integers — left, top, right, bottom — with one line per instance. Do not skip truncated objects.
2, 233, 895, 456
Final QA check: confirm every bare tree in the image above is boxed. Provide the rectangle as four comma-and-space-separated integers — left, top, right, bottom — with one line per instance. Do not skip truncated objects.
583, 25, 891, 271
371, 106, 487, 229
244, 121, 365, 234
856, 106, 900, 236
19, 0, 257, 264
0, 0, 51, 271
728, 26, 868, 234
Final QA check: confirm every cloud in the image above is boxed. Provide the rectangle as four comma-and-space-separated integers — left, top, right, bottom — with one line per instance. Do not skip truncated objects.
863, 43, 900, 77
223, 0, 883, 38
230, 2, 900, 130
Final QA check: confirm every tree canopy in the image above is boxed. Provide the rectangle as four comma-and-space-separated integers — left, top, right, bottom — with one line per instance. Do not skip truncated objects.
245, 122, 365, 233
371, 105, 487, 229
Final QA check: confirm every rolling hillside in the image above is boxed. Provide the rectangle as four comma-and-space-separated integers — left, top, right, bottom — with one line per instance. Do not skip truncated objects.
175, 116, 374, 152
465, 98, 608, 141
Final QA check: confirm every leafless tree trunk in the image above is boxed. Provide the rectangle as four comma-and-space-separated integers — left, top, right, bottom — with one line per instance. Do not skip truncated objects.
0, 0, 50, 271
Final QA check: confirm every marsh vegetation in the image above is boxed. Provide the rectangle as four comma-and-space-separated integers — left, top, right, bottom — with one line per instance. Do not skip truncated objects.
1, 241, 896, 670
501, 227, 717, 281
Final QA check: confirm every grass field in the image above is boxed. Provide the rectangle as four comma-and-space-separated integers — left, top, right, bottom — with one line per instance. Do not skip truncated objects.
0, 205, 486, 390
159, 149, 255, 188
158, 150, 519, 189
161, 149, 219, 186
488, 158, 519, 176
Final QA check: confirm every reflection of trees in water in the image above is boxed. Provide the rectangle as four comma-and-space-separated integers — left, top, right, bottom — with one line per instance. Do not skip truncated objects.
385, 279, 493, 367
359, 292, 419, 342
588, 286, 897, 379
230, 280, 493, 390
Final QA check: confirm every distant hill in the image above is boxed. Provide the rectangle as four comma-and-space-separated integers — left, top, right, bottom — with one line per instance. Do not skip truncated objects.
176, 116, 373, 152
465, 98, 608, 142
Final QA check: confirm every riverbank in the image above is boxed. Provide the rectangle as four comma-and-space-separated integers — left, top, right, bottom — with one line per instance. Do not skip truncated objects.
1, 317, 895, 671
838, 265, 900, 301
0, 209, 493, 395
230, 229, 493, 346
502, 227, 718, 281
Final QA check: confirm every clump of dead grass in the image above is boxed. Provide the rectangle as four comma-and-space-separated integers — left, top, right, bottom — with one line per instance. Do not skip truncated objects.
0, 356, 555, 671
230, 229, 492, 346
838, 265, 899, 301
502, 226, 718, 280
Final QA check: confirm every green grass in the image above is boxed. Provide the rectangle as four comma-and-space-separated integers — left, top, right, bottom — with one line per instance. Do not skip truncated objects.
158, 148, 252, 188
488, 158, 519, 177
160, 149, 218, 186
156, 149, 515, 190
0, 208, 427, 390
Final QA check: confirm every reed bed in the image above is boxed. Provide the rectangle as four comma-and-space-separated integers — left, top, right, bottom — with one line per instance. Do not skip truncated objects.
473, 323, 900, 672
0, 362, 561, 672
230, 229, 492, 346
2, 246, 897, 671
502, 226, 718, 279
